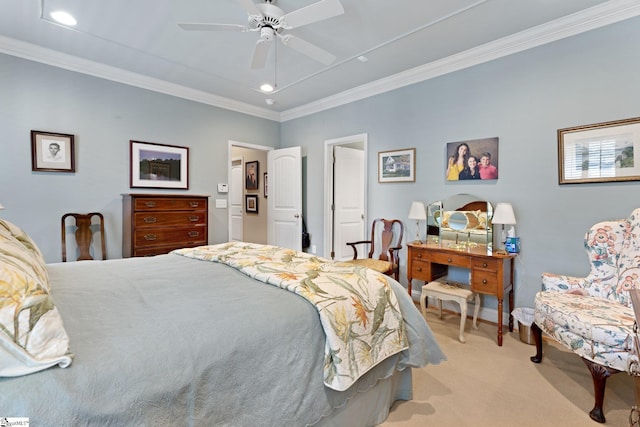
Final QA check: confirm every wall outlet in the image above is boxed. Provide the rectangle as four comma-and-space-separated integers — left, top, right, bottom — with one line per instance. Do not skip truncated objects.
310, 245, 316, 254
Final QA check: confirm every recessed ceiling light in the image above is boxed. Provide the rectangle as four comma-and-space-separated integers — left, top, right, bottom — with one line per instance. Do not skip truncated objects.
50, 11, 77, 26
357, 56, 369, 63
265, 99, 275, 106
260, 83, 274, 93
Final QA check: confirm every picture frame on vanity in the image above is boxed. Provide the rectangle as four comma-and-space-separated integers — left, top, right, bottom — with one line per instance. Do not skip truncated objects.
378, 148, 415, 183
31, 130, 75, 172
245, 194, 258, 213
130, 140, 189, 189
558, 116, 640, 184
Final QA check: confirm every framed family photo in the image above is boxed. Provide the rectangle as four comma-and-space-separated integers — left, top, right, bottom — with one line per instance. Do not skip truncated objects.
558, 116, 640, 184
130, 140, 189, 189
446, 137, 499, 181
31, 130, 75, 172
378, 148, 415, 183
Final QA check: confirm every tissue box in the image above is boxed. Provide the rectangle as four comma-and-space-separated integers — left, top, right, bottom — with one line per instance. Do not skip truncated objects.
505, 237, 520, 253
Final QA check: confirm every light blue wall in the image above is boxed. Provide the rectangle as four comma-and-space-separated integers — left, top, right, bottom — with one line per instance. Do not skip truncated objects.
0, 54, 280, 262
281, 17, 640, 308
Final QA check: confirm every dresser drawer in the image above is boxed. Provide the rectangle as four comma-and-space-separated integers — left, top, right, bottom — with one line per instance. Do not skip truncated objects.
134, 211, 206, 228
133, 226, 206, 248
134, 197, 207, 212
430, 252, 471, 268
472, 269, 498, 294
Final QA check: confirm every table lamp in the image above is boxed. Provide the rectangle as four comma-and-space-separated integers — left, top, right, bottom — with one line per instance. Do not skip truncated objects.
408, 201, 426, 243
491, 202, 516, 254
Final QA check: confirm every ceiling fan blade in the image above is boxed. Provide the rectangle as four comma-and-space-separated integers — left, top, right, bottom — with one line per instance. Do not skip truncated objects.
178, 23, 248, 32
251, 39, 271, 69
236, 0, 262, 17
280, 35, 336, 65
280, 0, 344, 29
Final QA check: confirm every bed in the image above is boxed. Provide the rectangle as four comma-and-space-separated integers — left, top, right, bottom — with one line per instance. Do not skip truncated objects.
0, 219, 445, 426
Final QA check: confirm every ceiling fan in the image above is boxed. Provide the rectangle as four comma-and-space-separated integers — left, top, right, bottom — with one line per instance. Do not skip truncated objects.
178, 0, 344, 69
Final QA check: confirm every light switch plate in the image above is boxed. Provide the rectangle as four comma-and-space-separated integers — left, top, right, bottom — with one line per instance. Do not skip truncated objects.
215, 199, 227, 209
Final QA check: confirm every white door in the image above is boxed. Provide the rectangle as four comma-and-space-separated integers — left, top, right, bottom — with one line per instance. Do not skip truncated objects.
229, 157, 243, 242
268, 146, 302, 250
333, 146, 365, 260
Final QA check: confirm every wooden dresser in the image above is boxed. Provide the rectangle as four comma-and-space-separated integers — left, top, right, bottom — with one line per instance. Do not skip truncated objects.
122, 194, 209, 257
407, 241, 515, 346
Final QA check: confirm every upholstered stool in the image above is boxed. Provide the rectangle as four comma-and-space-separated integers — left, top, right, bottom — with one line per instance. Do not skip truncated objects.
420, 279, 480, 343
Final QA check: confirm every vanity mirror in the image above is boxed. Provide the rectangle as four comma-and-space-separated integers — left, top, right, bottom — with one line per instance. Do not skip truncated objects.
426, 194, 493, 250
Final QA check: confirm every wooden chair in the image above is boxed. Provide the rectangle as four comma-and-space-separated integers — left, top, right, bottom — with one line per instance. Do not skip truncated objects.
61, 212, 106, 261
345, 218, 404, 281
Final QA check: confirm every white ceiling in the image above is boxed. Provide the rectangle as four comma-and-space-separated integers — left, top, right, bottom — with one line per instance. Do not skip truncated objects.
1, 0, 639, 121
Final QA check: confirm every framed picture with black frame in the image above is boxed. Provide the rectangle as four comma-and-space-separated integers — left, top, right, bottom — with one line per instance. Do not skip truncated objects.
245, 194, 258, 213
245, 161, 259, 190
31, 130, 75, 172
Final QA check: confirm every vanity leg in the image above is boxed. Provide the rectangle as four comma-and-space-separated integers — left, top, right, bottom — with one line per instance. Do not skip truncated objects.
497, 298, 504, 346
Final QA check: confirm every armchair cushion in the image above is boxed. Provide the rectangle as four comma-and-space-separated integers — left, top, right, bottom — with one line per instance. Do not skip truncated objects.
534, 291, 634, 371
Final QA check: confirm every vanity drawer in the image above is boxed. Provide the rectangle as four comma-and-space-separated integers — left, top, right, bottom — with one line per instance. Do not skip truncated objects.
472, 269, 498, 294
430, 252, 471, 268
134, 211, 206, 228
411, 259, 432, 281
471, 258, 499, 272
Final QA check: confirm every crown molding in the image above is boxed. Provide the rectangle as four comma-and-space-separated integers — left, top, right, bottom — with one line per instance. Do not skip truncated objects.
0, 35, 281, 122
1, 0, 639, 124
280, 0, 640, 122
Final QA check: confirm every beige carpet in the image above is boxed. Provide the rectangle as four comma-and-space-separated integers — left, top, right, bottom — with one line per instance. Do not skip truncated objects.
381, 307, 635, 427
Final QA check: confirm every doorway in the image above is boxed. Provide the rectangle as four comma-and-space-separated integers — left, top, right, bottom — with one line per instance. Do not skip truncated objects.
323, 134, 367, 260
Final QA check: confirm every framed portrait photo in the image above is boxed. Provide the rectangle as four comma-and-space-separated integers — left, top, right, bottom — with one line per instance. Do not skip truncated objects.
130, 140, 189, 189
245, 161, 259, 190
558, 116, 640, 184
31, 130, 75, 172
245, 194, 258, 213
378, 148, 415, 183
446, 137, 499, 181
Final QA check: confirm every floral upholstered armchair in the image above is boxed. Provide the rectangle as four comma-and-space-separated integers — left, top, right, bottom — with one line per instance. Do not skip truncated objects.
530, 208, 640, 423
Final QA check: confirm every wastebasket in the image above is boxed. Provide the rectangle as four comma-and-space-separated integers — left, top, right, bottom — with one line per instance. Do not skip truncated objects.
512, 307, 535, 345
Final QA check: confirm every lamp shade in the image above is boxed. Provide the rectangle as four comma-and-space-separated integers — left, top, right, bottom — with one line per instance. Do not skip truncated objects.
492, 202, 516, 225
408, 201, 426, 220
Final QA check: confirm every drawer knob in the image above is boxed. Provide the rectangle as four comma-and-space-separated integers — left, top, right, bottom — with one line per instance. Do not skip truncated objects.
189, 215, 199, 222
482, 262, 488, 268
417, 254, 422, 258
189, 202, 199, 208
416, 267, 422, 272
144, 234, 157, 241
188, 231, 200, 237
482, 279, 488, 284
145, 201, 156, 208
143, 216, 157, 223
447, 258, 452, 263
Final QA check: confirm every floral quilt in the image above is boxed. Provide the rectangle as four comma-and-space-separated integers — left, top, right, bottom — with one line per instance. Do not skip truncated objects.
173, 242, 409, 391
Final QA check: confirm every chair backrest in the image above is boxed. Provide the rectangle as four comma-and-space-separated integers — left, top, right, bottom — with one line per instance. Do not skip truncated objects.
368, 218, 404, 261
582, 208, 640, 306
61, 212, 106, 262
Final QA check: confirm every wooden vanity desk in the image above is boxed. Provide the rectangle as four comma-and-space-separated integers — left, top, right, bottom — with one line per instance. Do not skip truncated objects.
408, 241, 515, 346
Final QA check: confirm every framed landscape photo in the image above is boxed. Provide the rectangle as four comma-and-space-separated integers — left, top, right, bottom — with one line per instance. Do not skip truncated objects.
245, 161, 259, 190
130, 140, 189, 189
558, 117, 640, 184
378, 148, 415, 183
31, 130, 75, 172
245, 194, 258, 213
445, 137, 499, 181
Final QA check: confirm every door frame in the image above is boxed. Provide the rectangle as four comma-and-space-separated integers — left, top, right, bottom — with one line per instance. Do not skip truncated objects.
323, 133, 368, 259
227, 140, 273, 242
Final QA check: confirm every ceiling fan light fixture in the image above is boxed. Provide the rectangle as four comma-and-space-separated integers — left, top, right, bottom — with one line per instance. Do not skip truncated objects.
260, 83, 274, 93
50, 10, 77, 26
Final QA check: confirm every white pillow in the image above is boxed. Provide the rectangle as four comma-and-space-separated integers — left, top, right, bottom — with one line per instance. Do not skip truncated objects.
0, 219, 73, 376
